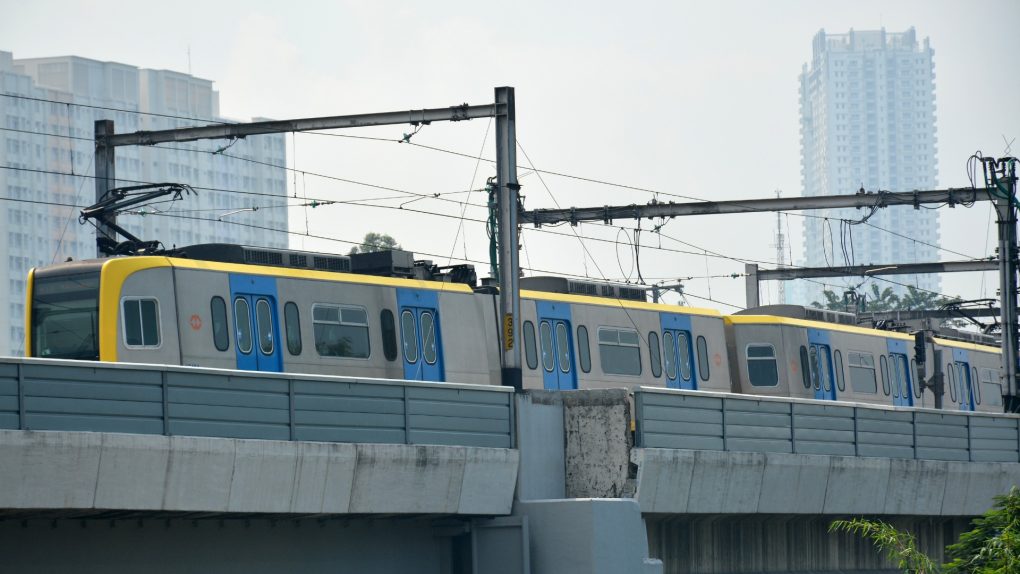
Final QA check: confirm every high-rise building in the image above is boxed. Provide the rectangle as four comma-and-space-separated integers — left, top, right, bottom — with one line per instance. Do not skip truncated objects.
0, 51, 289, 355
797, 28, 939, 306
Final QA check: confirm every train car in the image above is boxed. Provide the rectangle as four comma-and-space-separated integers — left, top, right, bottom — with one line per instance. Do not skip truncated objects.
518, 277, 731, 392
27, 247, 501, 386
725, 305, 1002, 412
25, 244, 1006, 412
25, 246, 734, 394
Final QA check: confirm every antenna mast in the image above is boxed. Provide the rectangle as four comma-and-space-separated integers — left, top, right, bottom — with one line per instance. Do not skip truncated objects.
774, 190, 786, 303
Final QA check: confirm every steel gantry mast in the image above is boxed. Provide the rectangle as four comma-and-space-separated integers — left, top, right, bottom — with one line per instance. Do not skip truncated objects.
94, 87, 523, 389
520, 181, 1020, 411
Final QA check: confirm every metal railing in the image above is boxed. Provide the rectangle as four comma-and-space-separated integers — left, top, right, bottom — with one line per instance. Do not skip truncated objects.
634, 387, 1020, 462
0, 358, 514, 449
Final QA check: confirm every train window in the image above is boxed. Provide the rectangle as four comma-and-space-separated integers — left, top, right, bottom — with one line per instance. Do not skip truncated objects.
380, 309, 397, 361
895, 355, 912, 399
598, 327, 642, 376
234, 298, 252, 354
210, 296, 229, 352
31, 270, 100, 360
947, 364, 957, 403
523, 321, 538, 370
819, 346, 832, 392
799, 346, 811, 389
833, 350, 845, 392
879, 355, 890, 396
555, 322, 570, 373
847, 351, 877, 394
677, 332, 692, 381
745, 344, 779, 387
980, 368, 1003, 407
401, 310, 418, 363
421, 311, 437, 365
808, 346, 820, 390
284, 302, 302, 356
648, 331, 662, 378
312, 303, 370, 358
577, 325, 592, 373
973, 367, 980, 404
911, 359, 921, 398
540, 321, 555, 372
663, 332, 677, 380
255, 299, 274, 355
697, 336, 710, 381
122, 298, 161, 348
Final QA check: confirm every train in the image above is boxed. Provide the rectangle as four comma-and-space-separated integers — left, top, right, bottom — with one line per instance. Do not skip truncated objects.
25, 243, 1005, 412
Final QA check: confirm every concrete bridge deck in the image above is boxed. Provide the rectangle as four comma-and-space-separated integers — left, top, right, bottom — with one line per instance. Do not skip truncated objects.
2, 357, 1020, 573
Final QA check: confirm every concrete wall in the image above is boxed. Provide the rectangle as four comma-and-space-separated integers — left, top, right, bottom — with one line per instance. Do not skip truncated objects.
562, 389, 634, 498
633, 447, 1020, 516
0, 516, 464, 574
0, 430, 518, 515
516, 499, 662, 574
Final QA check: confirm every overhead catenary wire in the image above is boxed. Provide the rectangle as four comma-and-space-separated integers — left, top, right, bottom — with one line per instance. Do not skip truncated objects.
0, 111, 984, 263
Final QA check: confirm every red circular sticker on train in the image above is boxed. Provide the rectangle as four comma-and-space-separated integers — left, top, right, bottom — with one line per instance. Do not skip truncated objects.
189, 314, 202, 330
713, 353, 722, 366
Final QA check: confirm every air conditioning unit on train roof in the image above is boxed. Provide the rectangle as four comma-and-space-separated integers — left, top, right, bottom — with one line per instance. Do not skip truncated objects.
520, 276, 648, 302
736, 304, 857, 326
175, 243, 351, 273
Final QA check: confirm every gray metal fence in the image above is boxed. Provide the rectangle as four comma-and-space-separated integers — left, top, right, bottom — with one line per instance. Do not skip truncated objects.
0, 359, 514, 449
634, 387, 1020, 462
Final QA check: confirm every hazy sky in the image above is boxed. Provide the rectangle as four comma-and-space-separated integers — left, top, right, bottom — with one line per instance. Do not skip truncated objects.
3, 0, 1018, 311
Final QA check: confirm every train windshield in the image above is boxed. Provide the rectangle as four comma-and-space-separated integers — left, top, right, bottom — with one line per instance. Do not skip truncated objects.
31, 270, 101, 360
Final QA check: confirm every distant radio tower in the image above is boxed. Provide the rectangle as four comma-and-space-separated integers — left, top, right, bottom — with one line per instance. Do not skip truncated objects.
774, 190, 786, 303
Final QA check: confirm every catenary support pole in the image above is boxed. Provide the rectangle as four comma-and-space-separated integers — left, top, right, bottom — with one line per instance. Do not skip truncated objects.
94, 120, 116, 258
994, 161, 1020, 411
495, 87, 522, 390
745, 264, 760, 308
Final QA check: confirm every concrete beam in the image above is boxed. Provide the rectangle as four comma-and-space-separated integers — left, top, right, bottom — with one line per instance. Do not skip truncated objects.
0, 430, 518, 516
632, 447, 1020, 516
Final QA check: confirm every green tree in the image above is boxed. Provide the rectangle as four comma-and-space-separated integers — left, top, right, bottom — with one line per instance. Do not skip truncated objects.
348, 232, 400, 255
829, 518, 938, 574
812, 284, 963, 314
829, 487, 1020, 574
943, 487, 1020, 574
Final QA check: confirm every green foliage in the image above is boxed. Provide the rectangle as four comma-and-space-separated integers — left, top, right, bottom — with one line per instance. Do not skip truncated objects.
811, 284, 961, 314
348, 232, 400, 255
829, 518, 938, 574
829, 488, 1020, 574
943, 487, 1020, 574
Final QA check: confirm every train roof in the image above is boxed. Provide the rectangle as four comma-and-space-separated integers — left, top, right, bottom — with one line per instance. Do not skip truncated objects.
97, 256, 476, 293
727, 314, 1000, 353
521, 289, 722, 318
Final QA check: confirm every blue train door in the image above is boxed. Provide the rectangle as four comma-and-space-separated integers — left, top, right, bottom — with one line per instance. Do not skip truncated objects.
397, 288, 445, 382
229, 274, 282, 372
807, 328, 836, 400
661, 313, 697, 390
886, 339, 914, 407
952, 348, 975, 411
536, 301, 576, 390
